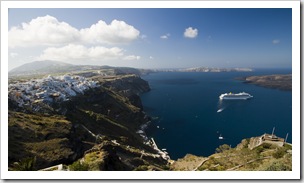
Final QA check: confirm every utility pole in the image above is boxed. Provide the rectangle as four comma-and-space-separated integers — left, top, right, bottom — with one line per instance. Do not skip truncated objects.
271, 127, 275, 138
285, 133, 289, 143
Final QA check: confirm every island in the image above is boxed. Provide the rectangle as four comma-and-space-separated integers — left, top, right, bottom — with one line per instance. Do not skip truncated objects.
238, 74, 292, 91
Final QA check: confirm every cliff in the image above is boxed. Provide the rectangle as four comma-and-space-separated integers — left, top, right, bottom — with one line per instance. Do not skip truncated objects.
8, 74, 169, 171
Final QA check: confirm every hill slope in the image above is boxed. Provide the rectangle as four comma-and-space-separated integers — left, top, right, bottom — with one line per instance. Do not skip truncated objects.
8, 73, 170, 171
9, 60, 75, 76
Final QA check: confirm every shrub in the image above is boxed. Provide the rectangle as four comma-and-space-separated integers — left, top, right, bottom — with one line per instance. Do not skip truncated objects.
255, 146, 264, 153
134, 165, 149, 171
263, 160, 291, 171
284, 143, 292, 150
69, 160, 89, 171
262, 143, 272, 149
11, 157, 36, 171
215, 144, 231, 153
272, 148, 285, 159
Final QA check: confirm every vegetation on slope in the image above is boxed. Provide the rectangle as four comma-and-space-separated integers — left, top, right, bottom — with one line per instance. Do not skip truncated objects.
8, 73, 169, 171
170, 139, 292, 171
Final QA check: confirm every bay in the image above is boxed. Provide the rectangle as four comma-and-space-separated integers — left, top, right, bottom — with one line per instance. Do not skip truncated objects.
140, 69, 292, 160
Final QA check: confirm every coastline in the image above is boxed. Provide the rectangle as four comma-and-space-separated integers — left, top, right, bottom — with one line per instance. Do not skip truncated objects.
137, 114, 171, 161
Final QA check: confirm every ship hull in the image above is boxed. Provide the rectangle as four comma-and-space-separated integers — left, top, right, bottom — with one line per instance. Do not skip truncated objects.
219, 96, 252, 100
219, 92, 253, 100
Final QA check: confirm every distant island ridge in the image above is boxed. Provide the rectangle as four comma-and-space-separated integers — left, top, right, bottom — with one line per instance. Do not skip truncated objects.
9, 60, 255, 77
237, 74, 292, 91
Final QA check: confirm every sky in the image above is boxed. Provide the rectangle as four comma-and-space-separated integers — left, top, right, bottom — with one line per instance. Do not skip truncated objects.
8, 8, 292, 71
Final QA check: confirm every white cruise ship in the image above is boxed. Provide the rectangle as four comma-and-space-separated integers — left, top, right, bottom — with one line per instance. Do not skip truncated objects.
219, 92, 253, 100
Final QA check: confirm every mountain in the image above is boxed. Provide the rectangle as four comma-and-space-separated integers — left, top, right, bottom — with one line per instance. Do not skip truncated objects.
9, 60, 75, 76
8, 60, 153, 77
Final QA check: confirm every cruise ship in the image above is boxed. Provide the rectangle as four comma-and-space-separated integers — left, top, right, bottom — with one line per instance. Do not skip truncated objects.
219, 92, 253, 100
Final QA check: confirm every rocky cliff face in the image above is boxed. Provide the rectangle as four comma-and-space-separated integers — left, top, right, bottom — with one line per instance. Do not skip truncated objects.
96, 74, 150, 110
8, 74, 169, 171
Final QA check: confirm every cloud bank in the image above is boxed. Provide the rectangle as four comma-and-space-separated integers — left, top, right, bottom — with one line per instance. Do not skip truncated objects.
8, 15, 140, 48
80, 19, 140, 45
38, 44, 140, 62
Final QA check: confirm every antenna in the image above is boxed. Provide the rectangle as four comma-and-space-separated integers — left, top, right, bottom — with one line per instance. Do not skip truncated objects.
285, 133, 289, 143
271, 127, 275, 137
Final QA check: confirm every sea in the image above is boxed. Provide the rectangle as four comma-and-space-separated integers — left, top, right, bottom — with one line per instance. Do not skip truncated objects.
140, 68, 292, 160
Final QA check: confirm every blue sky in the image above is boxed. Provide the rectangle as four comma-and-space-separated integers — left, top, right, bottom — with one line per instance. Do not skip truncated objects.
8, 8, 292, 70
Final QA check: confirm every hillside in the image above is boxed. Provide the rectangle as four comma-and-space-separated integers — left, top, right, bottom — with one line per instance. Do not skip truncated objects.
8, 73, 169, 171
9, 60, 74, 76
171, 138, 292, 171
8, 60, 153, 78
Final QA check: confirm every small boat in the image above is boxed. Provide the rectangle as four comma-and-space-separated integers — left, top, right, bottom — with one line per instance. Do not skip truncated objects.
217, 108, 223, 113
219, 134, 224, 140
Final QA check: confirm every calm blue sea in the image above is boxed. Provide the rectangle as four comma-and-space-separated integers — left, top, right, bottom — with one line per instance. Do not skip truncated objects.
140, 69, 292, 160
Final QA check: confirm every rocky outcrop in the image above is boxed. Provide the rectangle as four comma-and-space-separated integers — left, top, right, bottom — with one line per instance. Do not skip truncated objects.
238, 74, 292, 91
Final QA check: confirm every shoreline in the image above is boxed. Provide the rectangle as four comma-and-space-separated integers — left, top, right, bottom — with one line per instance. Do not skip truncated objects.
137, 114, 171, 161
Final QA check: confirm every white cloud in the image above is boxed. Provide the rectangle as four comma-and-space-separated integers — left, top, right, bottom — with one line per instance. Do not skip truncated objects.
123, 55, 141, 61
184, 27, 198, 38
80, 19, 140, 44
38, 44, 126, 61
149, 56, 154, 60
9, 15, 80, 48
160, 33, 170, 39
9, 15, 140, 48
272, 39, 280, 44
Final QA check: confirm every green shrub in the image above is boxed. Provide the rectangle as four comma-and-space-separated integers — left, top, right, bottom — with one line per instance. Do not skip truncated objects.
263, 160, 291, 171
215, 144, 231, 153
11, 157, 36, 171
69, 160, 89, 171
134, 165, 149, 171
255, 146, 264, 153
262, 143, 272, 149
272, 148, 285, 159
284, 144, 292, 150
